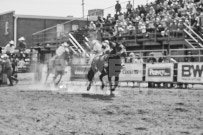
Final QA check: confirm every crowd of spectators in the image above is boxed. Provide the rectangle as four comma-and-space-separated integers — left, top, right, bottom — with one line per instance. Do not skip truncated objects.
0, 38, 31, 73
88, 0, 203, 40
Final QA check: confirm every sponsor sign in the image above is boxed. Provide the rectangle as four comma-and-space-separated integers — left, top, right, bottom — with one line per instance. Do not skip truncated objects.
119, 64, 143, 81
88, 9, 104, 17
71, 65, 90, 79
178, 62, 203, 83
146, 63, 174, 82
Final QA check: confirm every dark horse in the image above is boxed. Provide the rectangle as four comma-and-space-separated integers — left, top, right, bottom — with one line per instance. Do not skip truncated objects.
87, 42, 126, 95
45, 50, 70, 86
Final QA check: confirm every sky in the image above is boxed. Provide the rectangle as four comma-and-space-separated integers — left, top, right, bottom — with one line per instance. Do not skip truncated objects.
0, 0, 154, 18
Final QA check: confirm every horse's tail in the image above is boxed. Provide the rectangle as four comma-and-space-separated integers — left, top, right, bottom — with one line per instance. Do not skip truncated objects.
87, 67, 95, 82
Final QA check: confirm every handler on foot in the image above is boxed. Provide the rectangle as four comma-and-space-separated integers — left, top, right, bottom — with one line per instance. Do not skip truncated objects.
2, 54, 18, 86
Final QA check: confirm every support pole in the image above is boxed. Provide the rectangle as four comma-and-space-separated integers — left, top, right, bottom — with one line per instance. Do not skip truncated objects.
133, 0, 134, 9
82, 0, 85, 18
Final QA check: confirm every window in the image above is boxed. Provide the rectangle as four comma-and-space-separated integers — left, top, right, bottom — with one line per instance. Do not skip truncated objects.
5, 21, 9, 35
72, 25, 79, 31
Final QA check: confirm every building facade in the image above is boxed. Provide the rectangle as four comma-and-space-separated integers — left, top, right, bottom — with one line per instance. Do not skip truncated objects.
0, 11, 91, 48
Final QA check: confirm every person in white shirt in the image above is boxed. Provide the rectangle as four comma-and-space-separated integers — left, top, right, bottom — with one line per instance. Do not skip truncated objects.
4, 40, 16, 54
88, 39, 103, 65
134, 54, 144, 63
89, 21, 96, 31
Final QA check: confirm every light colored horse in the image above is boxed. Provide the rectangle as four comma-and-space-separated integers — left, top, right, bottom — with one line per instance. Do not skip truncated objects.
45, 50, 70, 86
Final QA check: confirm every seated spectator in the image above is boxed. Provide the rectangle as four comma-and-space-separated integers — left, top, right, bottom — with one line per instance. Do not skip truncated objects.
127, 21, 135, 35
184, 51, 195, 62
139, 21, 147, 35
159, 54, 177, 63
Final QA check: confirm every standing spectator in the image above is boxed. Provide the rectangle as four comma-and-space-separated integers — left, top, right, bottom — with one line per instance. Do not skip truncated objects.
4, 40, 16, 55
147, 52, 157, 64
179, 51, 195, 89
2, 54, 18, 86
184, 51, 195, 62
18, 37, 27, 53
147, 52, 157, 88
126, 1, 133, 16
134, 54, 144, 63
115, 1, 122, 14
0, 47, 2, 55
127, 52, 135, 63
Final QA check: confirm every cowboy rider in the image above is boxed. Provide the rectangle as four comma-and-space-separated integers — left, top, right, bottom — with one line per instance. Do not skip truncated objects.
56, 42, 70, 57
109, 41, 126, 66
92, 39, 102, 55
101, 40, 111, 55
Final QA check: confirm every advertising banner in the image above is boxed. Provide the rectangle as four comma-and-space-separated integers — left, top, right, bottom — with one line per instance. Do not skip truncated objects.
119, 64, 143, 81
71, 65, 91, 79
178, 62, 203, 83
145, 63, 174, 82
71, 63, 143, 82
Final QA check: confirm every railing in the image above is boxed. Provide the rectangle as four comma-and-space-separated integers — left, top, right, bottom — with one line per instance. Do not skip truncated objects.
184, 23, 203, 48
184, 23, 203, 43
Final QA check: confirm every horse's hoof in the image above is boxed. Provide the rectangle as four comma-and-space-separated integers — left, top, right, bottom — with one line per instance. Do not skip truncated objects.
110, 92, 115, 97
111, 88, 115, 92
101, 84, 105, 90
87, 86, 91, 91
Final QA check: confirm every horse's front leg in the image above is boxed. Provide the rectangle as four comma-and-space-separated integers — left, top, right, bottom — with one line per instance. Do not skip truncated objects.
55, 73, 63, 86
114, 76, 119, 90
87, 67, 95, 91
108, 76, 114, 95
99, 69, 107, 89
45, 69, 50, 84
53, 72, 59, 86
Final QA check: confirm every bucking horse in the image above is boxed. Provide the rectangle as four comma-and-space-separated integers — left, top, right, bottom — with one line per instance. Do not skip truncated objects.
45, 47, 70, 86
87, 41, 126, 95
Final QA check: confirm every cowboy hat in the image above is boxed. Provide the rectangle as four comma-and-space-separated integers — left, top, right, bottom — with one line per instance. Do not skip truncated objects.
9, 40, 14, 44
104, 40, 109, 44
62, 42, 69, 47
1, 54, 8, 59
129, 52, 135, 56
19, 37, 25, 41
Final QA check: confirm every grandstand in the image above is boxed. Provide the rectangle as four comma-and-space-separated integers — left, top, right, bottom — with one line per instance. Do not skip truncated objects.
32, 0, 203, 63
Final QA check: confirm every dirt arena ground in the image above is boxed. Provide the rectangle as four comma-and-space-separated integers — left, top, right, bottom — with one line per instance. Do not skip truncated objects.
0, 84, 202, 135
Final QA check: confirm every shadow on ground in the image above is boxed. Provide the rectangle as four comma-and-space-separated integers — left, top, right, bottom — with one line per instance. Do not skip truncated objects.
81, 93, 115, 100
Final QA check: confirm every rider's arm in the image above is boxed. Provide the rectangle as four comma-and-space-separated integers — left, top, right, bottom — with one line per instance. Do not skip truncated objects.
116, 45, 126, 56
